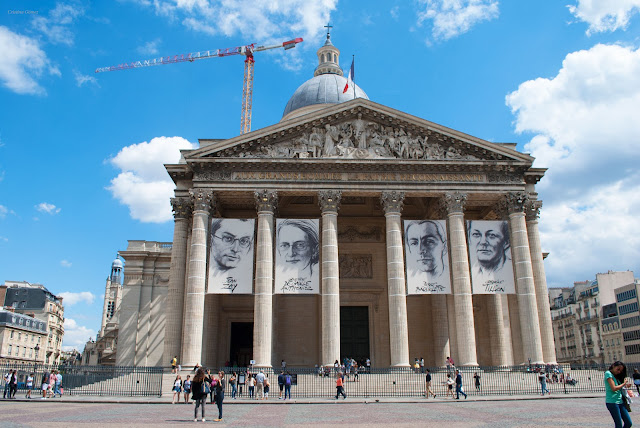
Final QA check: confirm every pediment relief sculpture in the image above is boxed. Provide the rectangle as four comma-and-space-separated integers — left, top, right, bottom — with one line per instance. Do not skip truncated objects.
211, 115, 485, 161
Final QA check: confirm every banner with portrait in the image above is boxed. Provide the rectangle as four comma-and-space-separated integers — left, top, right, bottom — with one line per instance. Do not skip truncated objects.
207, 218, 255, 294
466, 220, 516, 294
275, 218, 320, 294
403, 220, 451, 294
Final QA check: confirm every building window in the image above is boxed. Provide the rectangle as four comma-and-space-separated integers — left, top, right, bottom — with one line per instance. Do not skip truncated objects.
15, 346, 19, 356
8, 345, 12, 354
10, 330, 14, 339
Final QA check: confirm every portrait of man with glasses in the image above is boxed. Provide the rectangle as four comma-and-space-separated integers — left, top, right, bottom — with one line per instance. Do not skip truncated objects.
207, 218, 255, 294
275, 219, 320, 294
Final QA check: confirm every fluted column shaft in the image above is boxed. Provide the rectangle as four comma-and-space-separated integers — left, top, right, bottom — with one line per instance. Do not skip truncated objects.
181, 189, 214, 367
253, 190, 277, 368
431, 295, 450, 367
164, 198, 192, 365
319, 191, 342, 366
526, 201, 557, 364
441, 192, 478, 366
503, 193, 544, 364
486, 295, 508, 366
382, 192, 410, 367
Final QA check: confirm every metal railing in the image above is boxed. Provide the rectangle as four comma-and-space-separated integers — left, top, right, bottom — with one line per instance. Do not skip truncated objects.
0, 363, 163, 397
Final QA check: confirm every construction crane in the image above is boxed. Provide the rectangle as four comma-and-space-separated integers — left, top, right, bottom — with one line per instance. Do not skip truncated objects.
96, 37, 304, 134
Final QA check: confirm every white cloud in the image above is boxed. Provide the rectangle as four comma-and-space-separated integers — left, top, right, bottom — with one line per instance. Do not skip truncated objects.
0, 205, 8, 218
391, 6, 400, 20
506, 43, 640, 285
73, 70, 99, 87
35, 202, 61, 214
63, 318, 96, 350
59, 291, 95, 306
0, 236, 8, 242
107, 136, 197, 223
137, 38, 161, 55
568, 0, 640, 34
416, 0, 499, 41
60, 260, 73, 268
0, 26, 60, 95
31, 2, 84, 46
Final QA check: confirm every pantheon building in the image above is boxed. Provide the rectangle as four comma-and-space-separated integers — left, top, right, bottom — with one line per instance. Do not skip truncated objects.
117, 34, 556, 369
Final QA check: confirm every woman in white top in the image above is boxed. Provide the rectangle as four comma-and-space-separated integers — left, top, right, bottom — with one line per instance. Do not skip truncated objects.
172, 375, 182, 404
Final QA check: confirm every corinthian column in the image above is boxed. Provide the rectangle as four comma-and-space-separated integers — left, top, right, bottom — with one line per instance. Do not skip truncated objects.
499, 192, 544, 364
486, 294, 508, 366
431, 295, 450, 367
526, 199, 557, 364
440, 192, 478, 366
253, 190, 278, 368
318, 190, 342, 366
181, 189, 215, 368
164, 197, 192, 366
381, 191, 410, 367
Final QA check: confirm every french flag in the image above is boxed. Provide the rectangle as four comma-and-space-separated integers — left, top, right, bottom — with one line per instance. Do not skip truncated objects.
343, 58, 354, 94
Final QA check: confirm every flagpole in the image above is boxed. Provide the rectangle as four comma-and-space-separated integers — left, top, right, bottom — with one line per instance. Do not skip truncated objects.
352, 55, 356, 99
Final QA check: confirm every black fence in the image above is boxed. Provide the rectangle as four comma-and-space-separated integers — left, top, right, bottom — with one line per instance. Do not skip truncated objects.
1, 363, 163, 397
203, 364, 617, 398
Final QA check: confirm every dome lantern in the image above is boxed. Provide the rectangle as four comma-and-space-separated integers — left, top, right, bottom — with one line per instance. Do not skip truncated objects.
314, 25, 343, 77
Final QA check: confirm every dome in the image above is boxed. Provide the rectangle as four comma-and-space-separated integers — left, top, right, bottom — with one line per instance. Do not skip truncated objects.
282, 74, 369, 120
111, 256, 123, 269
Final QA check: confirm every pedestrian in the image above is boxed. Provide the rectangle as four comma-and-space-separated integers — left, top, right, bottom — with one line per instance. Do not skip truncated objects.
230, 372, 237, 399
420, 357, 425, 374
205, 369, 215, 403
255, 370, 265, 400
172, 375, 182, 404
366, 358, 371, 373
425, 369, 436, 398
171, 355, 178, 374
41, 370, 49, 399
633, 368, 640, 395
248, 373, 255, 399
54, 371, 63, 398
414, 358, 420, 373
538, 370, 550, 396
9, 370, 17, 399
183, 375, 191, 404
605, 361, 633, 428
281, 360, 286, 370
335, 372, 346, 399
284, 372, 292, 400
3, 370, 10, 399
455, 370, 467, 399
334, 360, 339, 374
214, 371, 225, 422
26, 373, 34, 399
191, 367, 206, 422
445, 373, 454, 399
353, 363, 359, 382
473, 372, 481, 391
264, 376, 270, 399
278, 371, 285, 399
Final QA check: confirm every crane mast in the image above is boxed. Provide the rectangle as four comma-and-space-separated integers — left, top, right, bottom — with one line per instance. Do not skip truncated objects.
96, 37, 303, 134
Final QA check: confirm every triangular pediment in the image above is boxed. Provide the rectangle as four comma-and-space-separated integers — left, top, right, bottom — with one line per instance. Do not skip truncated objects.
184, 99, 532, 164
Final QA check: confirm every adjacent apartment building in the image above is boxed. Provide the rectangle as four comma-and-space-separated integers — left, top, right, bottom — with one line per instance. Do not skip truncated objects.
0, 309, 48, 364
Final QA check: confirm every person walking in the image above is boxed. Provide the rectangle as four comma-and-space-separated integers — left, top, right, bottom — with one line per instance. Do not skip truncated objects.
473, 372, 481, 392
41, 370, 50, 400
183, 375, 191, 404
455, 370, 467, 399
284, 372, 292, 400
171, 356, 178, 374
425, 369, 436, 398
172, 375, 182, 404
3, 370, 10, 399
9, 370, 17, 399
445, 373, 454, 399
278, 371, 285, 399
229, 372, 237, 399
248, 374, 255, 399
605, 361, 633, 428
54, 371, 63, 398
214, 371, 225, 422
191, 367, 207, 422
633, 368, 640, 395
26, 373, 34, 399
335, 372, 346, 399
255, 370, 265, 400
538, 370, 550, 396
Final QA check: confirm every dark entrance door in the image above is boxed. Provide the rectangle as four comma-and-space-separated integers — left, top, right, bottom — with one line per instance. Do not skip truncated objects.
340, 306, 370, 363
229, 322, 253, 367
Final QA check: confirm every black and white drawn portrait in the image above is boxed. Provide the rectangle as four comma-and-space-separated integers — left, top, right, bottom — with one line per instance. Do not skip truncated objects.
207, 218, 255, 294
466, 220, 515, 294
275, 219, 320, 294
404, 220, 451, 294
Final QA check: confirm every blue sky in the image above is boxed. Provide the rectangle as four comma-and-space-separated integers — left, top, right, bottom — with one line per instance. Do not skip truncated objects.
1, 1, 639, 351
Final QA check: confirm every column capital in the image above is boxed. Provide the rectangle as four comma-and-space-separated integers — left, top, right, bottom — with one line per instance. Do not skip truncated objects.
318, 190, 342, 213
171, 197, 192, 220
189, 188, 216, 214
525, 199, 543, 221
381, 191, 405, 214
495, 191, 529, 218
254, 190, 278, 213
439, 192, 467, 215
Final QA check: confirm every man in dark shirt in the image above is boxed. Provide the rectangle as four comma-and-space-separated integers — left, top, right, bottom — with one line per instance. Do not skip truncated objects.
278, 371, 285, 399
455, 370, 467, 399
425, 369, 436, 398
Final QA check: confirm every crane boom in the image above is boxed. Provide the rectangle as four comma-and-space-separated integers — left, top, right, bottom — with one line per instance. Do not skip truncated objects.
95, 37, 304, 134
